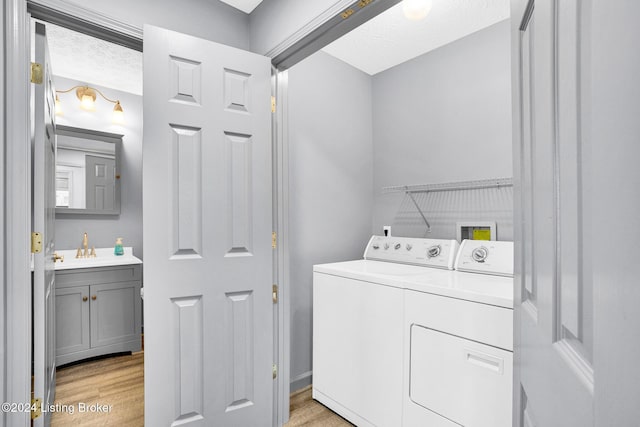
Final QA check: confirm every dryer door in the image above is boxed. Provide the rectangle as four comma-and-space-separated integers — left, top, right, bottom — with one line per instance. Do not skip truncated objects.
409, 325, 513, 427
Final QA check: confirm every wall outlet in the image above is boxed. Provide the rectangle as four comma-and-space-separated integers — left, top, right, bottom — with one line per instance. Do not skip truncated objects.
383, 226, 391, 237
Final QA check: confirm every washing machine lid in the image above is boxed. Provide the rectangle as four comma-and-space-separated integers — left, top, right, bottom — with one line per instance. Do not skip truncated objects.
364, 235, 459, 270
313, 259, 513, 308
313, 259, 436, 282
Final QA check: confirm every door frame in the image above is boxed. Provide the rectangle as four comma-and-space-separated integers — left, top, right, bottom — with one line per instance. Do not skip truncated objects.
3, 0, 32, 425
3, 1, 402, 426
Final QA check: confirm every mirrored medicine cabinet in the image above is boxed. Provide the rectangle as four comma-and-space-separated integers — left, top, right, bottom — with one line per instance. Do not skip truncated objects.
55, 125, 122, 216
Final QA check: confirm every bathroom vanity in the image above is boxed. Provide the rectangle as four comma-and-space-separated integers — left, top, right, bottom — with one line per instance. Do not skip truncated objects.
54, 248, 142, 366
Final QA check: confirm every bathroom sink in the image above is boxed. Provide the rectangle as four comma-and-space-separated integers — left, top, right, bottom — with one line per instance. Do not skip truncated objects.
54, 247, 142, 270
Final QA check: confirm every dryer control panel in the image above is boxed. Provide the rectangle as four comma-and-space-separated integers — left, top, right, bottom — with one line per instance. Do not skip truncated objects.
364, 236, 459, 270
455, 240, 514, 277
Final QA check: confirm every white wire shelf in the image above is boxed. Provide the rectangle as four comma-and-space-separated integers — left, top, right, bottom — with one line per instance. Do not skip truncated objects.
382, 177, 513, 232
382, 177, 513, 194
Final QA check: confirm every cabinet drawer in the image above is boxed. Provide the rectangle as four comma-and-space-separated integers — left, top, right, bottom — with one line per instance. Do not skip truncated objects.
405, 289, 513, 351
56, 265, 142, 288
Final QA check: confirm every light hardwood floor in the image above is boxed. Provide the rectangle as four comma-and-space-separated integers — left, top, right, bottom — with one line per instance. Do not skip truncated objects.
51, 352, 143, 427
51, 352, 351, 426
284, 386, 353, 427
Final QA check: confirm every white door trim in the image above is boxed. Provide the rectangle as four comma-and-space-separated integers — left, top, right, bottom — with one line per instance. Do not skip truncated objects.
4, 0, 33, 426
273, 69, 291, 425
27, 0, 142, 50
0, 1, 5, 417
263, 0, 355, 59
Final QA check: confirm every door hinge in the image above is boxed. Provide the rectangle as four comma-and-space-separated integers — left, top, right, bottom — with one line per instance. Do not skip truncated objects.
272, 285, 278, 304
272, 232, 277, 249
272, 364, 278, 379
31, 232, 43, 254
271, 96, 276, 113
30, 62, 43, 84
341, 8, 355, 19
31, 397, 42, 420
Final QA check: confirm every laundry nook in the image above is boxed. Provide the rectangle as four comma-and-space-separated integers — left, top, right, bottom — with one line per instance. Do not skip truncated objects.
2, 0, 638, 426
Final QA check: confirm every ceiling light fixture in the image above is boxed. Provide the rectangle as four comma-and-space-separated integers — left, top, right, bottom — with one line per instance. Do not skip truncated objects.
402, 0, 433, 21
55, 85, 125, 124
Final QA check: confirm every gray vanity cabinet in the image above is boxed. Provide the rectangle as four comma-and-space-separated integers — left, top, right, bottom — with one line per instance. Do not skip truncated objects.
55, 264, 142, 365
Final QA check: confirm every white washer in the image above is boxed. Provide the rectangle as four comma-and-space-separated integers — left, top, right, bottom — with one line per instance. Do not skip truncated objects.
312, 236, 514, 427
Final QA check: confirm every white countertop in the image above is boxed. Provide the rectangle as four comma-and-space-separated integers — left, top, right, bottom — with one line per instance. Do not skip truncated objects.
54, 247, 142, 270
313, 259, 513, 309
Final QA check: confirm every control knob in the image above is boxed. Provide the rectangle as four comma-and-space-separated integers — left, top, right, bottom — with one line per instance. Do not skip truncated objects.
394, 243, 401, 250
383, 243, 390, 250
372, 244, 380, 250
427, 245, 441, 258
406, 244, 412, 251
472, 247, 489, 263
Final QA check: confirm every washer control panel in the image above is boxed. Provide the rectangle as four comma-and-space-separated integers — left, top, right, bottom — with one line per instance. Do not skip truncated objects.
455, 240, 514, 276
364, 236, 459, 269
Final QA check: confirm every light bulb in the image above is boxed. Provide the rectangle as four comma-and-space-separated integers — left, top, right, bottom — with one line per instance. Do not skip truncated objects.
80, 94, 96, 111
112, 101, 125, 124
403, 0, 433, 21
55, 95, 63, 116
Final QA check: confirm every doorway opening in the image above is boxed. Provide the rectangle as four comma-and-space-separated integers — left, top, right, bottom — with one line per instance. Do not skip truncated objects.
31, 18, 145, 426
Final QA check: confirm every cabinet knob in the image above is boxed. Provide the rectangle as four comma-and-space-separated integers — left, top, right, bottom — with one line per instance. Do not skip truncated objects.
82, 296, 88, 302
91, 295, 97, 301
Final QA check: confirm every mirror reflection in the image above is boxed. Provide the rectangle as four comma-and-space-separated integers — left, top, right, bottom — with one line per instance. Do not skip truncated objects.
55, 125, 122, 215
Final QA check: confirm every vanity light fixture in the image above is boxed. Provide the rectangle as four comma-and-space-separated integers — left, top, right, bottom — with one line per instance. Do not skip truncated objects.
55, 85, 125, 124
402, 0, 433, 21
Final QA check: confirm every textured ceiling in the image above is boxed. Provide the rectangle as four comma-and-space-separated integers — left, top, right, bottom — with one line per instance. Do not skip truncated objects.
322, 0, 510, 75
43, 0, 509, 93
45, 22, 143, 95
218, 0, 264, 14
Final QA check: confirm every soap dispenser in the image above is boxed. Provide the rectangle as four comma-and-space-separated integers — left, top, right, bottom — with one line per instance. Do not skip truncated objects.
114, 237, 124, 256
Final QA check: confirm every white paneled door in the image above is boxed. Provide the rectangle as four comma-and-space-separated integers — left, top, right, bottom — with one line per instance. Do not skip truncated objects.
143, 25, 273, 426
32, 21, 57, 427
512, 0, 593, 425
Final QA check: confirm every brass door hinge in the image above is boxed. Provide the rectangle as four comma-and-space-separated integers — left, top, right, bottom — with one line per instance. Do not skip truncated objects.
31, 62, 43, 84
271, 96, 276, 113
341, 8, 354, 19
272, 364, 278, 379
358, 0, 373, 7
31, 397, 42, 420
31, 232, 43, 254
272, 232, 277, 249
272, 285, 278, 304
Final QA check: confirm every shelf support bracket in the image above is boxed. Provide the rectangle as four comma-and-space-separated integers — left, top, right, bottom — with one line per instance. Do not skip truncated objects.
405, 187, 431, 232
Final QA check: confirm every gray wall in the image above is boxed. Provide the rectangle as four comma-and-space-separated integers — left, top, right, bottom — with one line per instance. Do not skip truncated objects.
250, 0, 341, 54
372, 20, 513, 240
60, 0, 250, 49
53, 76, 144, 259
287, 51, 374, 391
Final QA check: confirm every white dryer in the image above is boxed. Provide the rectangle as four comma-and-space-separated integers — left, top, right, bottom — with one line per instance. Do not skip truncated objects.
403, 240, 514, 427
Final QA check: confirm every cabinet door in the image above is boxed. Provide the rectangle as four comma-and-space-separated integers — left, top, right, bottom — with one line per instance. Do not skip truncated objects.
55, 286, 90, 357
90, 282, 141, 348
